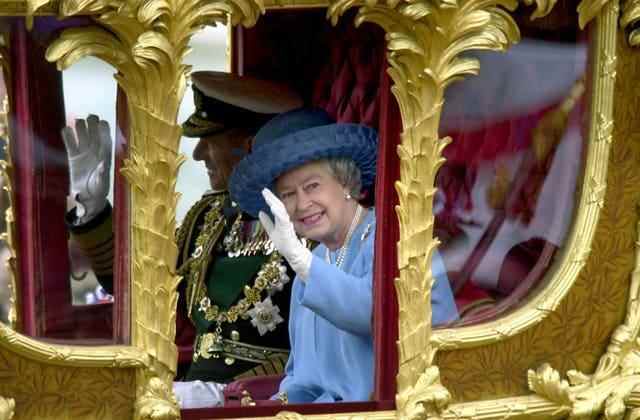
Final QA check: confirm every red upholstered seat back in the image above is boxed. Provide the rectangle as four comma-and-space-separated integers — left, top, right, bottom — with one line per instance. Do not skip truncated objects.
310, 22, 384, 128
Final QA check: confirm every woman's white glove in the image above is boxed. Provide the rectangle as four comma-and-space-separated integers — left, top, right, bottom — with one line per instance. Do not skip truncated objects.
259, 189, 312, 280
61, 115, 112, 224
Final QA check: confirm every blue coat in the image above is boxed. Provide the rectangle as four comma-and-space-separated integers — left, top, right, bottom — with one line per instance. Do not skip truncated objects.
278, 209, 458, 403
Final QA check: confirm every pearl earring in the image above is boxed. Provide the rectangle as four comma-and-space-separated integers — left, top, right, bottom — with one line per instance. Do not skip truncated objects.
345, 192, 352, 200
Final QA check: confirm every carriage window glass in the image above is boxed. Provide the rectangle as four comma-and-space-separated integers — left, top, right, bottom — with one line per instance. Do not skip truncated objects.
1, 18, 120, 343
436, 33, 587, 326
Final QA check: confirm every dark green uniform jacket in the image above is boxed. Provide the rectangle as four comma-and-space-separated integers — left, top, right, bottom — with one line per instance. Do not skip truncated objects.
68, 191, 292, 382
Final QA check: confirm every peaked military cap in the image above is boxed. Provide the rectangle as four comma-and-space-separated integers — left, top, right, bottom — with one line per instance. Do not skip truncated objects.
182, 71, 303, 138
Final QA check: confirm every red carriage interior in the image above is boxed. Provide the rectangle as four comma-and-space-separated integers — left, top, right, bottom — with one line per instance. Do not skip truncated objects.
7, 19, 119, 342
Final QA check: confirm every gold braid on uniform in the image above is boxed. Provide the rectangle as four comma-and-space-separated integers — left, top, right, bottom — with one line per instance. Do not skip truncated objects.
191, 251, 287, 358
197, 251, 284, 324
180, 197, 288, 325
179, 195, 227, 318
176, 193, 223, 267
178, 193, 292, 363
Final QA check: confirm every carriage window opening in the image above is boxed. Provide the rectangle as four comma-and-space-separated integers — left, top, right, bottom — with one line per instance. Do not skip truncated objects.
436, 36, 587, 326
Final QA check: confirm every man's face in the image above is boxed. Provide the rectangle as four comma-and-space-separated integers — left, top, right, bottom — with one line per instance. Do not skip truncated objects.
192, 129, 251, 190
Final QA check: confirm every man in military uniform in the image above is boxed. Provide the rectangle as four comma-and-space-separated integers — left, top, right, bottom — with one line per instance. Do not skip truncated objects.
63, 71, 303, 407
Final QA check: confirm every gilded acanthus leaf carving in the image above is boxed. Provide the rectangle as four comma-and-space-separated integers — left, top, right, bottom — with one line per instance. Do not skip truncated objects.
528, 362, 640, 420
25, 0, 54, 28
522, 0, 558, 19
276, 412, 306, 420
327, 0, 518, 417
616, 0, 640, 45
0, 396, 13, 420
527, 364, 573, 412
577, 0, 614, 28
597, 112, 615, 144
397, 366, 451, 420
134, 375, 179, 420
621, 0, 640, 47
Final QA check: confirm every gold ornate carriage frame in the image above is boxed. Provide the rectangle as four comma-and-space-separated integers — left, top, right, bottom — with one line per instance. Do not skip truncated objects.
0, 0, 635, 417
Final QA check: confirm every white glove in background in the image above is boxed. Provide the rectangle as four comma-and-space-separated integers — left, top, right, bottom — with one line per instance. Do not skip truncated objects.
259, 189, 312, 280
61, 115, 112, 224
173, 381, 225, 409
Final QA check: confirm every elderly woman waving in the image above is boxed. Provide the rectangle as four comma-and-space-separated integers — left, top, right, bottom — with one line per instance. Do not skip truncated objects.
229, 109, 458, 404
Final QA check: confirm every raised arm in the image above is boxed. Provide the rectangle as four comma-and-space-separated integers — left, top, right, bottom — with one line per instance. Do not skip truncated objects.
62, 115, 114, 293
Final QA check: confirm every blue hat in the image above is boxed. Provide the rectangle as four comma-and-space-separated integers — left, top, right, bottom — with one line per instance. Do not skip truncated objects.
229, 108, 378, 217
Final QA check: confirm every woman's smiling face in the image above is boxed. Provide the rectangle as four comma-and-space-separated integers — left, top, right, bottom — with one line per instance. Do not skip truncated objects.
275, 160, 357, 250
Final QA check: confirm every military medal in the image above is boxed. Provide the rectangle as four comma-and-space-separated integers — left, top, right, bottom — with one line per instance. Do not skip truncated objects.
246, 297, 284, 336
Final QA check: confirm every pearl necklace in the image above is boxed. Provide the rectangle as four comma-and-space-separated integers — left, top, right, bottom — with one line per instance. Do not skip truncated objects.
325, 205, 364, 269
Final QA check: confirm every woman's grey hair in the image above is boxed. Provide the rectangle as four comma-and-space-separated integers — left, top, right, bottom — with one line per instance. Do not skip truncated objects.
321, 157, 362, 198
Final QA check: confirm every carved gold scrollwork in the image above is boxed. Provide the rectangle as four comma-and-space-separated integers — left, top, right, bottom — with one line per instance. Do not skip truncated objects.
276, 413, 305, 420
134, 374, 179, 420
621, 0, 640, 46
578, 0, 613, 29
326, 0, 519, 417
527, 362, 640, 420
523, 0, 559, 20
0, 396, 14, 420
577, 0, 626, 44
